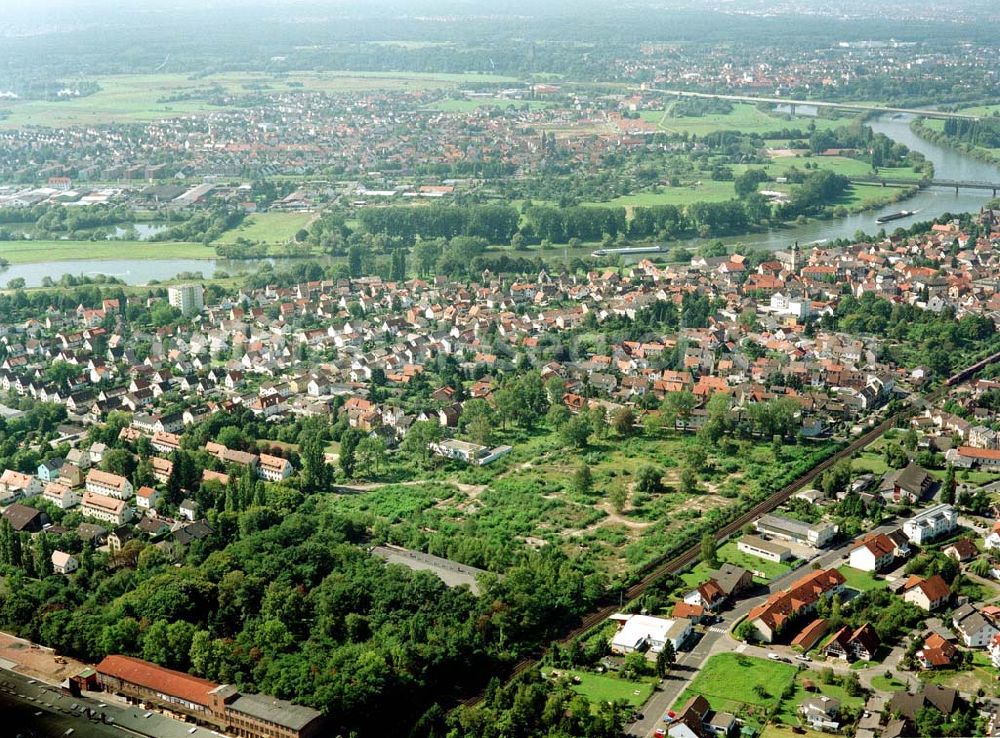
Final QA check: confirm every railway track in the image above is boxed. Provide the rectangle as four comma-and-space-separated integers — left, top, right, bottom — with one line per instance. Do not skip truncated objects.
458, 348, 1000, 709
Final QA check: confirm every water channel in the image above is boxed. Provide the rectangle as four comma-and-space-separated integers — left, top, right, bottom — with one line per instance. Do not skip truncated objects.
2, 114, 999, 288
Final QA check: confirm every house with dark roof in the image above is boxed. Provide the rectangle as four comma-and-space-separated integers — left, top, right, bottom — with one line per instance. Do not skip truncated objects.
888, 684, 960, 721
943, 539, 978, 562
823, 623, 879, 662
881, 461, 935, 503
952, 603, 999, 647
1, 502, 48, 532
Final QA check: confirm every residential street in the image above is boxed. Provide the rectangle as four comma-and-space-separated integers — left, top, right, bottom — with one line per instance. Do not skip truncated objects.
626, 523, 901, 737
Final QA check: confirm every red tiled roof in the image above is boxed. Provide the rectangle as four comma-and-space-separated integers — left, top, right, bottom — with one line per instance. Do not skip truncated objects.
96, 655, 217, 707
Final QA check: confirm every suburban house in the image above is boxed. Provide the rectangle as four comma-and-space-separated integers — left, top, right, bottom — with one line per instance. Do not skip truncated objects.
848, 532, 897, 572
85, 469, 134, 500
823, 623, 880, 662
952, 603, 999, 647
257, 453, 294, 482
988, 633, 1000, 668
51, 550, 78, 575
755, 513, 836, 548
798, 696, 841, 732
180, 499, 199, 522
747, 569, 846, 643
684, 579, 726, 612
790, 619, 829, 652
902, 504, 957, 545
918, 632, 957, 670
986, 521, 1000, 551
42, 481, 79, 509
135, 486, 160, 510
901, 574, 951, 612
943, 539, 979, 562
887, 685, 960, 723
667, 695, 737, 738
736, 534, 792, 563
609, 613, 691, 655
0, 469, 42, 503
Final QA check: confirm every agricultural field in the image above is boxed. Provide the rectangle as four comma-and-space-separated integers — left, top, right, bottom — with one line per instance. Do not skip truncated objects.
321, 428, 836, 578
214, 212, 316, 244
541, 668, 655, 709
639, 104, 848, 137
0, 71, 520, 129
674, 654, 797, 728
0, 239, 213, 264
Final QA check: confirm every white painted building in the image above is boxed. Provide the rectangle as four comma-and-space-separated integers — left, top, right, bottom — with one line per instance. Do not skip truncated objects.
902, 504, 957, 545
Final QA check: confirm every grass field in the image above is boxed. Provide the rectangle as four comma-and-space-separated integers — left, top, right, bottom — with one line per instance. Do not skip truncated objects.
640, 104, 848, 137
836, 566, 886, 594
0, 240, 213, 264
0, 71, 519, 129
675, 654, 797, 727
597, 181, 737, 208
214, 212, 315, 244
542, 668, 654, 709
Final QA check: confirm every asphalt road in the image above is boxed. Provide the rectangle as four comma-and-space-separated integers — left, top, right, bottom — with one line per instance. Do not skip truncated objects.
625, 522, 900, 738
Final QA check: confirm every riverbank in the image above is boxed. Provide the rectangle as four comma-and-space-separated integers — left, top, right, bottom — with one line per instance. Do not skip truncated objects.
910, 118, 1000, 167
0, 239, 214, 264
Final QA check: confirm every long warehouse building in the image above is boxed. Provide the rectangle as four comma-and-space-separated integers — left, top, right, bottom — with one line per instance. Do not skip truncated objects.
96, 655, 324, 738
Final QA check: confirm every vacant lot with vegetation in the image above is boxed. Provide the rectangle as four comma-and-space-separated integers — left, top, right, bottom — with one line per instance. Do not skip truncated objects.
322, 426, 835, 579
674, 654, 797, 728
541, 668, 655, 709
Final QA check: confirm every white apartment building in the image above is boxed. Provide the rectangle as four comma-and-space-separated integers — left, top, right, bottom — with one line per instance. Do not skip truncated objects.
903, 504, 957, 545
167, 284, 205, 316
81, 491, 134, 525
85, 469, 134, 500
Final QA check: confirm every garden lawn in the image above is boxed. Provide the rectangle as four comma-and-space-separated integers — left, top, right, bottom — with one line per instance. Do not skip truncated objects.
870, 674, 906, 692
541, 668, 654, 709
0, 239, 213, 264
776, 669, 867, 728
674, 654, 796, 726
837, 566, 887, 594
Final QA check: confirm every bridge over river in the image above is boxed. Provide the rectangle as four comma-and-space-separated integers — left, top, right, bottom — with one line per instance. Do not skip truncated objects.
848, 176, 1000, 195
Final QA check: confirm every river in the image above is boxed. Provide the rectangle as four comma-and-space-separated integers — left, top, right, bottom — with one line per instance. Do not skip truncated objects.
2, 113, 999, 287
